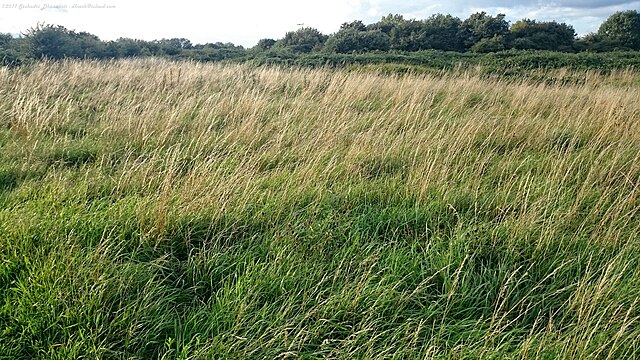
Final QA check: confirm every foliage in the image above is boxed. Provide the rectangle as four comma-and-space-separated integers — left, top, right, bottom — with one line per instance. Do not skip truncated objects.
0, 33, 12, 48
0, 34, 26, 66
254, 38, 276, 51
471, 35, 507, 53
324, 28, 390, 53
421, 14, 465, 52
598, 10, 640, 50
276, 27, 328, 53
462, 12, 510, 50
341, 20, 367, 32
114, 38, 149, 57
24, 24, 104, 59
365, 14, 465, 52
511, 19, 576, 51
179, 45, 247, 62
155, 38, 193, 55
368, 13, 407, 34
246, 49, 640, 76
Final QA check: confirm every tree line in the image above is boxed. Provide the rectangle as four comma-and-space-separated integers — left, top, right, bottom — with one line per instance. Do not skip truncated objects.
1, 10, 639, 66
271, 11, 640, 54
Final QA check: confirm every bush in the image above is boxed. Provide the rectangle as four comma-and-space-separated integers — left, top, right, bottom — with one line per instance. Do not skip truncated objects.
471, 36, 506, 53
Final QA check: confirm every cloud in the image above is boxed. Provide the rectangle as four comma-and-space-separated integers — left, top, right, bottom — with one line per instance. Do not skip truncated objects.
350, 0, 640, 35
0, 0, 638, 45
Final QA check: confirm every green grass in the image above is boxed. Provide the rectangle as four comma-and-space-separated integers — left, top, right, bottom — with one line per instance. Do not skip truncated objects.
0, 59, 639, 358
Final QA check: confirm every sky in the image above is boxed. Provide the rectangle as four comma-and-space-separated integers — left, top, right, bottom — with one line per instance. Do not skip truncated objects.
0, 0, 638, 47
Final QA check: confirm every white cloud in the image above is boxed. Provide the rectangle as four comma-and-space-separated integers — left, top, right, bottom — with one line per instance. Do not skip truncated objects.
0, 0, 356, 44
0, 0, 637, 45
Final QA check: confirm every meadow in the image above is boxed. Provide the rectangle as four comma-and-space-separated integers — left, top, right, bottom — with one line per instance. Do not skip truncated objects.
1, 59, 639, 358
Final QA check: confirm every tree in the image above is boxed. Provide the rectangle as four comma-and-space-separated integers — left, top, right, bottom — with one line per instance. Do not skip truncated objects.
462, 12, 509, 50
510, 19, 576, 51
597, 10, 640, 50
366, 14, 464, 52
100, 41, 121, 58
0, 33, 12, 49
367, 13, 468, 52
421, 14, 465, 52
115, 38, 147, 57
24, 24, 103, 59
160, 38, 192, 49
324, 29, 390, 53
341, 20, 367, 32
471, 35, 506, 53
254, 38, 276, 51
368, 14, 406, 34
277, 27, 327, 53
154, 38, 192, 56
367, 14, 415, 50
388, 19, 428, 51
74, 31, 107, 58
25, 24, 73, 59
0, 33, 25, 66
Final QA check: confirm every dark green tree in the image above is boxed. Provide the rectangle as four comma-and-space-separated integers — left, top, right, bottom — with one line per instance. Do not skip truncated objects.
24, 24, 104, 59
421, 14, 465, 51
74, 32, 107, 58
510, 19, 576, 51
25, 24, 74, 59
388, 19, 427, 51
100, 41, 121, 58
324, 28, 390, 53
597, 10, 640, 50
154, 38, 192, 55
0, 33, 25, 66
341, 20, 367, 32
461, 12, 509, 50
115, 38, 147, 57
471, 35, 506, 53
368, 14, 407, 34
277, 27, 327, 53
367, 14, 464, 52
0, 33, 12, 48
254, 38, 276, 51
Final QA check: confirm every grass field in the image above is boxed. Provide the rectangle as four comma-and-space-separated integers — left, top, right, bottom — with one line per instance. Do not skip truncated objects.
1, 59, 640, 358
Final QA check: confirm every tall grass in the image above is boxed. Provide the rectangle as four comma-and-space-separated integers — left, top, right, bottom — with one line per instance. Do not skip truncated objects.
1, 59, 639, 358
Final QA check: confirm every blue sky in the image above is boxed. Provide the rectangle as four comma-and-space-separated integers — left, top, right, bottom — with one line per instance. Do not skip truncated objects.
0, 0, 638, 46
